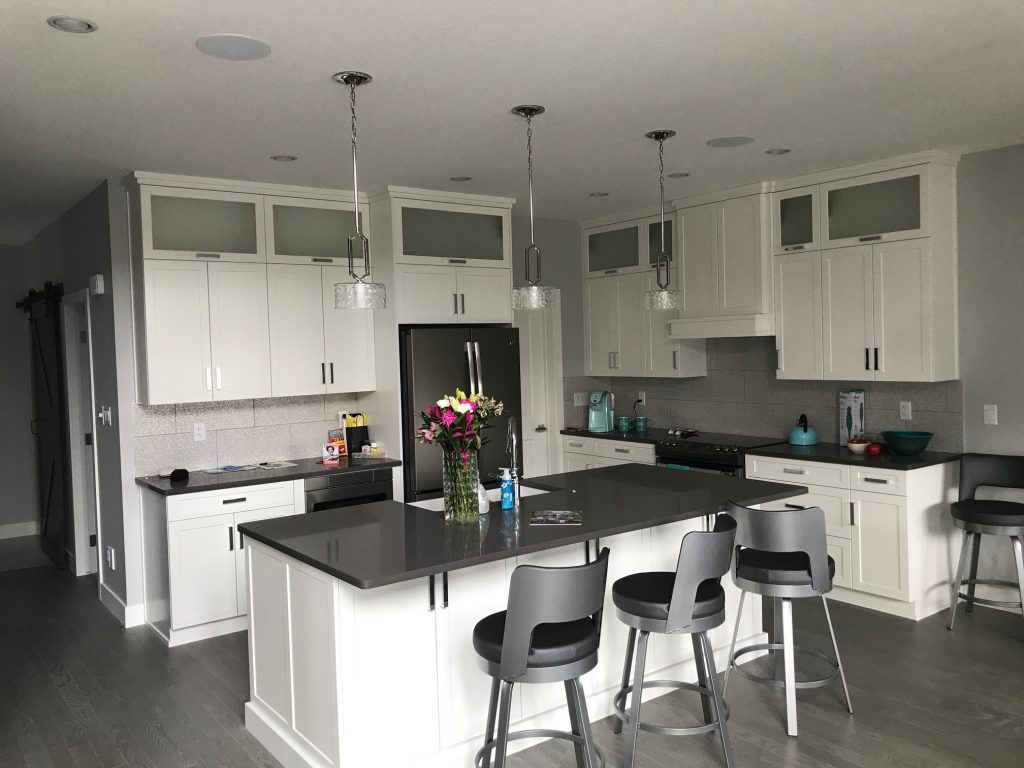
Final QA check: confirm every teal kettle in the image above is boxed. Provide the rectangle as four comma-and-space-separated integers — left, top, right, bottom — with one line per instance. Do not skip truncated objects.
788, 413, 818, 446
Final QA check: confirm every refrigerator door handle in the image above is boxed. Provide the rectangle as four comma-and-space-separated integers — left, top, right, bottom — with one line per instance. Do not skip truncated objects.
473, 341, 484, 395
465, 342, 478, 395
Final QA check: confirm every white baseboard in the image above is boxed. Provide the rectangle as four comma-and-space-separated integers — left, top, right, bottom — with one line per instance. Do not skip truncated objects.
0, 521, 39, 539
99, 583, 146, 628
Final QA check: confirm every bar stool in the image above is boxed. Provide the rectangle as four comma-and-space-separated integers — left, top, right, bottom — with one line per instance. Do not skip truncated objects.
947, 453, 1024, 629
610, 514, 737, 768
473, 548, 610, 768
722, 501, 853, 737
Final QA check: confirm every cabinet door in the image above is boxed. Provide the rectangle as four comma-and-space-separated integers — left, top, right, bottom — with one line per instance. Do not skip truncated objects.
872, 240, 930, 381
563, 453, 596, 472
265, 196, 362, 266
773, 186, 819, 255
758, 484, 852, 539
616, 272, 646, 375
851, 491, 910, 600
168, 513, 238, 629
773, 251, 823, 380
395, 265, 460, 324
457, 267, 512, 324
267, 264, 327, 396
234, 505, 294, 616
828, 536, 853, 590
644, 268, 707, 378
585, 221, 642, 276
584, 275, 620, 376
397, 200, 510, 267
322, 266, 376, 393
822, 245, 875, 380
208, 262, 272, 400
142, 260, 212, 405
718, 195, 766, 316
678, 204, 719, 317
141, 186, 264, 262
821, 168, 926, 248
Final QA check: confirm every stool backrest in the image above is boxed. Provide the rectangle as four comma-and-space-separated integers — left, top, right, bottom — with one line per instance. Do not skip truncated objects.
499, 547, 610, 679
726, 501, 830, 593
666, 513, 737, 632
959, 452, 1024, 501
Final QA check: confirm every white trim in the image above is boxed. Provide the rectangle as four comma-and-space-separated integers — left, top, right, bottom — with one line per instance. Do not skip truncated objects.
669, 314, 775, 339
670, 180, 771, 209
100, 583, 146, 627
371, 185, 515, 208
770, 150, 960, 192
578, 205, 663, 230
0, 521, 39, 539
125, 171, 365, 203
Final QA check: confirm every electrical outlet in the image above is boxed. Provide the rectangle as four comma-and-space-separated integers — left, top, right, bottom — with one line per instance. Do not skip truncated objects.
984, 404, 998, 426
573, 392, 587, 407
899, 401, 912, 420
193, 422, 206, 441
638, 390, 646, 406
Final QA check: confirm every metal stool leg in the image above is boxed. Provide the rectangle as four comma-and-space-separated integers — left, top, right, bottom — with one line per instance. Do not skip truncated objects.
481, 678, 500, 768
699, 631, 735, 768
569, 677, 598, 768
692, 633, 713, 725
821, 596, 853, 714
613, 627, 636, 735
722, 588, 745, 696
1013, 537, 1024, 620
564, 679, 587, 768
966, 532, 982, 612
947, 530, 972, 630
625, 630, 650, 768
781, 598, 798, 737
493, 680, 514, 768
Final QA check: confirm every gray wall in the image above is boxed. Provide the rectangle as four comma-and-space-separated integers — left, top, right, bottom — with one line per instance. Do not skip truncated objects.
511, 215, 583, 376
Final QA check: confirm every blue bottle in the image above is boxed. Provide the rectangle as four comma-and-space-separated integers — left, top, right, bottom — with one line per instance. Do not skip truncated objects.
500, 468, 514, 510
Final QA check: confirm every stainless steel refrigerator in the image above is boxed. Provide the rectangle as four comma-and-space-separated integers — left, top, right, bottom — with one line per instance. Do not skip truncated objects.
400, 326, 522, 501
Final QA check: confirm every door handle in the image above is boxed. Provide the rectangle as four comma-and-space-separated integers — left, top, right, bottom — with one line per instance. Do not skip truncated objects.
874, 347, 879, 371
453, 293, 459, 315
215, 366, 222, 391
228, 526, 235, 551
238, 529, 245, 549
321, 363, 326, 384
473, 341, 484, 394
465, 342, 478, 395
850, 502, 856, 526
222, 497, 247, 504
329, 362, 335, 384
859, 235, 882, 242
863, 477, 889, 484
196, 252, 221, 259
673, 350, 679, 370
205, 367, 212, 391
460, 294, 466, 315
535, 425, 547, 432
784, 245, 805, 252
865, 348, 870, 371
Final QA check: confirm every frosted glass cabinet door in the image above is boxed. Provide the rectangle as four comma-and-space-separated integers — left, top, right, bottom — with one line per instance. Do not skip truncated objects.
207, 262, 272, 400
397, 200, 510, 267
586, 222, 642, 275
821, 168, 926, 248
322, 266, 376, 393
773, 186, 819, 255
142, 186, 264, 262
142, 260, 212, 405
267, 264, 327, 396
265, 196, 364, 266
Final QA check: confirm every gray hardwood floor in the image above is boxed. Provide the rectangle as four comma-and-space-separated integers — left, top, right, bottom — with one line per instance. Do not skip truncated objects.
1, 564, 1021, 768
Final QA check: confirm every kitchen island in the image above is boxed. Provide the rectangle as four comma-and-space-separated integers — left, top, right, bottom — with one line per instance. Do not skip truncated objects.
238, 463, 804, 768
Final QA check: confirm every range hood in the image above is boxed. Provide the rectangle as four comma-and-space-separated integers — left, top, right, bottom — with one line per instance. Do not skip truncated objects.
668, 316, 775, 339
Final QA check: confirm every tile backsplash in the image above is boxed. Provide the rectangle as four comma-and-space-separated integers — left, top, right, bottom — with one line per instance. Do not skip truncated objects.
134, 394, 361, 476
564, 337, 963, 452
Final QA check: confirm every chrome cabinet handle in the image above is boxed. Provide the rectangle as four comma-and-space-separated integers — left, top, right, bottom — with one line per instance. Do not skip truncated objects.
215, 366, 222, 390
608, 352, 614, 369
782, 468, 806, 475
568, 441, 584, 447
784, 245, 805, 252
859, 235, 882, 242
329, 363, 335, 384
874, 347, 880, 371
222, 497, 247, 504
604, 269, 619, 275
205, 367, 212, 391
453, 294, 459, 314
460, 294, 466, 315
784, 503, 804, 510
865, 348, 870, 371
448, 259, 467, 264
311, 257, 333, 264
196, 252, 221, 259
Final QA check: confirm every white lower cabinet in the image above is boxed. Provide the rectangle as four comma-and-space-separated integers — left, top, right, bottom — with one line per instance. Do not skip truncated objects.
850, 490, 910, 600
168, 513, 238, 628
561, 435, 656, 472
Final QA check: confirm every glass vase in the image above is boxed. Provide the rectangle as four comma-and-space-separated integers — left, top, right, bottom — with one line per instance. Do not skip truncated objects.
442, 449, 480, 523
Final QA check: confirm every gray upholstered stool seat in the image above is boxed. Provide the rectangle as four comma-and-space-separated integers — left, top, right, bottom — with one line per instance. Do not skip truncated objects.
473, 613, 600, 668
736, 550, 836, 586
612, 572, 725, 621
950, 499, 1024, 528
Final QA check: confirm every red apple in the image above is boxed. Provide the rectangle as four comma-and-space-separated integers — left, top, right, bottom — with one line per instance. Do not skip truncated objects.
866, 442, 883, 457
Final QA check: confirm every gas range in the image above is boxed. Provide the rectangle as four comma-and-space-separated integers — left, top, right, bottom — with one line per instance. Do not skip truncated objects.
655, 431, 787, 474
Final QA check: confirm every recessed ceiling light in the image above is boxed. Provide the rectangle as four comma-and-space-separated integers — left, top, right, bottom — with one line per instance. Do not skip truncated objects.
765, 148, 791, 156
706, 136, 754, 148
449, 176, 473, 182
667, 172, 691, 179
588, 192, 610, 198
196, 34, 271, 61
270, 155, 297, 162
47, 16, 98, 33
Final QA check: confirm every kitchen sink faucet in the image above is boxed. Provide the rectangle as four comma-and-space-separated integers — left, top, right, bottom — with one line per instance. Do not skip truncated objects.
507, 417, 520, 506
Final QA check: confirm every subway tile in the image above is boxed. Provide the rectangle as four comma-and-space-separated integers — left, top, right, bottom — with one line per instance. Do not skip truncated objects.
635, 398, 671, 428
175, 400, 254, 432
325, 393, 362, 421
870, 382, 947, 412
743, 370, 806, 406
687, 370, 745, 403
944, 380, 964, 413
900, 411, 963, 452
711, 337, 773, 371
216, 425, 292, 466
563, 403, 588, 430
670, 400, 720, 432
719, 404, 777, 438
254, 395, 324, 426
290, 420, 338, 459
134, 432, 218, 476
864, 408, 901, 435
802, 381, 867, 407
134, 405, 176, 436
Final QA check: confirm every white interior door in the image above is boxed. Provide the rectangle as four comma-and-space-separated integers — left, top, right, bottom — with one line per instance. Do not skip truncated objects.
267, 264, 327, 396
322, 266, 376, 394
514, 291, 564, 477
873, 239, 930, 381
718, 195, 765, 315
678, 204, 719, 318
584, 275, 619, 375
822, 245, 875, 380
395, 264, 460, 323
208, 262, 272, 400
774, 251, 823, 380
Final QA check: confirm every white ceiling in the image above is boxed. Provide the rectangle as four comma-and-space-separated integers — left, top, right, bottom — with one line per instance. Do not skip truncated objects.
4, 0, 1024, 245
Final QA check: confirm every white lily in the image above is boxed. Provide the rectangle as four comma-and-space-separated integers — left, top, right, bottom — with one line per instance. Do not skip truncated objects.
436, 398, 450, 409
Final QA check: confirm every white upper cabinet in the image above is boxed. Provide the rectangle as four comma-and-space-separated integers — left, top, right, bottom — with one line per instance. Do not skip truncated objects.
585, 221, 642, 276
822, 245, 875, 380
773, 251, 823, 380
207, 262, 272, 400
322, 266, 376, 393
616, 271, 646, 374
872, 240, 930, 382
718, 194, 768, 316
267, 264, 328, 396
820, 167, 928, 249
644, 268, 707, 378
677, 203, 719, 318
394, 265, 461, 324
772, 185, 820, 255
394, 199, 511, 268
584, 274, 621, 376
265, 196, 365, 267
456, 267, 513, 324
141, 186, 265, 262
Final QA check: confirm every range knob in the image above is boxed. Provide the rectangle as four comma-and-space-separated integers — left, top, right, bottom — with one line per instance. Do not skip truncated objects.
713, 445, 721, 452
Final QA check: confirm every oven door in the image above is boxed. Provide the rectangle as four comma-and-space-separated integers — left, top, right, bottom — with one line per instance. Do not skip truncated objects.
304, 471, 393, 514
656, 456, 743, 478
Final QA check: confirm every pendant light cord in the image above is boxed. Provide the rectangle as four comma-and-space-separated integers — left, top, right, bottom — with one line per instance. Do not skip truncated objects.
656, 136, 670, 290
345, 79, 371, 282
349, 83, 361, 237
522, 111, 541, 287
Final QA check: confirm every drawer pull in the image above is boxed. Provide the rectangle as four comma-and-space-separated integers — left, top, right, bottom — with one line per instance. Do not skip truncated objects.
863, 477, 889, 484
196, 252, 221, 259
858, 235, 882, 242
569, 442, 584, 448
850, 502, 856, 526
784, 503, 804, 510
614, 448, 630, 454
784, 245, 805, 252
311, 257, 333, 263
222, 497, 247, 504
448, 259, 468, 264
782, 468, 806, 475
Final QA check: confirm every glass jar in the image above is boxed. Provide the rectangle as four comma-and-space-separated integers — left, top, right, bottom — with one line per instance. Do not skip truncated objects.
442, 449, 480, 523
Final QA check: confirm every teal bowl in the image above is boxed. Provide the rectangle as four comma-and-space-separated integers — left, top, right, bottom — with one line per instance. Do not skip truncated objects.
881, 430, 934, 457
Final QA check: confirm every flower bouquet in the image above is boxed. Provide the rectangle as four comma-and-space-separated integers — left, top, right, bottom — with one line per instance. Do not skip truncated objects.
416, 389, 504, 522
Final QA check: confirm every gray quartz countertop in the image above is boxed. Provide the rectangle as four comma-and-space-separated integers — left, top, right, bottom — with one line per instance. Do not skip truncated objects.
136, 456, 401, 496
237, 463, 805, 589
747, 442, 960, 470
560, 428, 668, 444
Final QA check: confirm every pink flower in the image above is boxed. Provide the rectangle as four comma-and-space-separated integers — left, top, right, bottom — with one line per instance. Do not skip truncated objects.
441, 410, 457, 427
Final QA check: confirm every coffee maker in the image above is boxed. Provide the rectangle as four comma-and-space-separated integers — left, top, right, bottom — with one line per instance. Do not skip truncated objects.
587, 391, 614, 433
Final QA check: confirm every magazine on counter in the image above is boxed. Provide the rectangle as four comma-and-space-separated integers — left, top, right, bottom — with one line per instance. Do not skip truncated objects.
529, 510, 583, 526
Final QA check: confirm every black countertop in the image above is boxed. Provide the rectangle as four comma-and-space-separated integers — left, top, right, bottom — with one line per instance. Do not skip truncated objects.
747, 442, 961, 470
560, 427, 667, 444
136, 456, 401, 496
237, 463, 805, 589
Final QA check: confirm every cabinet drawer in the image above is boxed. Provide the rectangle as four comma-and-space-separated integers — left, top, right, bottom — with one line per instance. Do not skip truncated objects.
827, 536, 853, 589
169, 482, 295, 522
594, 440, 655, 464
851, 467, 906, 496
757, 484, 852, 540
745, 456, 849, 489
561, 435, 596, 455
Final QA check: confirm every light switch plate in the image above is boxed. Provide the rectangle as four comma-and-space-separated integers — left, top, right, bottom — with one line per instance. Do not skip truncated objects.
573, 392, 587, 407
984, 404, 998, 426
193, 422, 206, 441
638, 390, 646, 406
899, 401, 912, 420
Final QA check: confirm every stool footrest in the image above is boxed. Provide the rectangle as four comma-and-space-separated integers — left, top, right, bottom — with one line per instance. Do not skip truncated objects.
474, 729, 605, 768
730, 642, 839, 690
957, 579, 1023, 610
612, 679, 729, 737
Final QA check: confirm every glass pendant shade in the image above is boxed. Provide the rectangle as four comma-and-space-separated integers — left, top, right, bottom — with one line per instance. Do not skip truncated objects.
512, 284, 557, 310
335, 280, 385, 310
644, 287, 683, 310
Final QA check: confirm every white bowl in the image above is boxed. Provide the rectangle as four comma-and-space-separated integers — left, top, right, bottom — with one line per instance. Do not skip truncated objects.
846, 441, 869, 455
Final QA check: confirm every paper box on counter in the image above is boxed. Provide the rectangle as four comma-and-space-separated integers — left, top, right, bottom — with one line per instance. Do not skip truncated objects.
839, 390, 866, 442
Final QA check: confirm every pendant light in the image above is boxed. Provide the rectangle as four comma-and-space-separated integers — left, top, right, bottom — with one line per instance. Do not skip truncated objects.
644, 130, 683, 310
332, 71, 386, 310
510, 105, 557, 311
